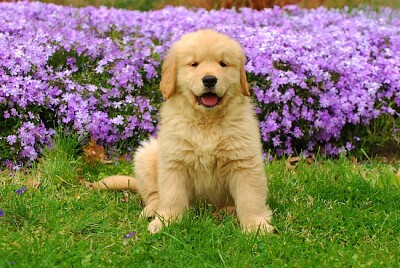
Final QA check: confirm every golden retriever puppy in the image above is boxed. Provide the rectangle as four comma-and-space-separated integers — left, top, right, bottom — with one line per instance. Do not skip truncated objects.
95, 29, 274, 234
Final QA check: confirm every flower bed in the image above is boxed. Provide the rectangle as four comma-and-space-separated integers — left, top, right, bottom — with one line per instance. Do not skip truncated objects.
0, 2, 399, 167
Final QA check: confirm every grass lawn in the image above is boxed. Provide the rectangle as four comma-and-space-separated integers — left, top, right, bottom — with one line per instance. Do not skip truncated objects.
1, 136, 399, 267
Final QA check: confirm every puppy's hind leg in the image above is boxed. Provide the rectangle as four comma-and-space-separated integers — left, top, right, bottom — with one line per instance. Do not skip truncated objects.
134, 138, 160, 218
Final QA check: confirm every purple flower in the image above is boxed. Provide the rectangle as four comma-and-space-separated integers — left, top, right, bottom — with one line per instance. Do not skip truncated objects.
16, 187, 28, 196
0, 209, 4, 217
123, 232, 135, 239
6, 135, 17, 145
272, 136, 281, 147
0, 2, 398, 164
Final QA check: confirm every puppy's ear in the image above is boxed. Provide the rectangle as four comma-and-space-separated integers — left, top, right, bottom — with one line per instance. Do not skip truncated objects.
160, 49, 177, 99
240, 62, 250, 96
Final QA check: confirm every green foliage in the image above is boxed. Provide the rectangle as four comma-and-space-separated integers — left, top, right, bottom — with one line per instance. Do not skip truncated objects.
39, 130, 82, 185
0, 119, 19, 161
340, 113, 400, 158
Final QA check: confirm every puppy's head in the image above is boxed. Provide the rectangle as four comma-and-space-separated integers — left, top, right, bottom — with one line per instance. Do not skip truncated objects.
160, 29, 249, 111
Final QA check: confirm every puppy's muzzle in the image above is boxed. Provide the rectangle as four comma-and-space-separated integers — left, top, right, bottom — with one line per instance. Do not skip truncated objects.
198, 75, 221, 108
202, 75, 217, 89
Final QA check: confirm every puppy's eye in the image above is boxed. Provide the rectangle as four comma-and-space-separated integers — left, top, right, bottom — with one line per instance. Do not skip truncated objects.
190, 62, 199, 67
219, 61, 228, 67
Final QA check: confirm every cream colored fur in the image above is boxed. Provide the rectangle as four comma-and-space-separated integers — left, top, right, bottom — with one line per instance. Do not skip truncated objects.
97, 29, 274, 234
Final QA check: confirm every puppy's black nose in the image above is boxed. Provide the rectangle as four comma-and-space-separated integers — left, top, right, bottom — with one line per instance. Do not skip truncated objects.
202, 75, 217, 88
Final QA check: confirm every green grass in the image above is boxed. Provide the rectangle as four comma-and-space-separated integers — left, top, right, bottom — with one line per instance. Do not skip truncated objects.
1, 135, 399, 267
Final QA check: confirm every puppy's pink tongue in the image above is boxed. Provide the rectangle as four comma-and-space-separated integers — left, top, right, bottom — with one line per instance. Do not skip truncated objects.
201, 94, 219, 107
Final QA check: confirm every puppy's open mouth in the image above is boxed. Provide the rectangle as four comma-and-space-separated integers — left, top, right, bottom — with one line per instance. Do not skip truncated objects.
197, 92, 222, 108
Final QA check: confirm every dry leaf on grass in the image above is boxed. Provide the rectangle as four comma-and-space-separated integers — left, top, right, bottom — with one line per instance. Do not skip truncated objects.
212, 206, 236, 220
286, 156, 301, 170
82, 138, 112, 164
306, 155, 316, 165
24, 179, 41, 189
286, 155, 319, 169
121, 191, 130, 203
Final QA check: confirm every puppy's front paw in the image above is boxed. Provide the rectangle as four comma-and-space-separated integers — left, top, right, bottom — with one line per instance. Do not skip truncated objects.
242, 217, 274, 234
140, 206, 157, 218
148, 218, 164, 234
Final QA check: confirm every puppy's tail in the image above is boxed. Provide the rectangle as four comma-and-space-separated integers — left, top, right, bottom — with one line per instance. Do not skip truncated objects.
86, 175, 137, 191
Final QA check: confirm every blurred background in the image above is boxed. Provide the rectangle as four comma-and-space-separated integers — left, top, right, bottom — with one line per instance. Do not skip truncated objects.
30, 0, 400, 10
